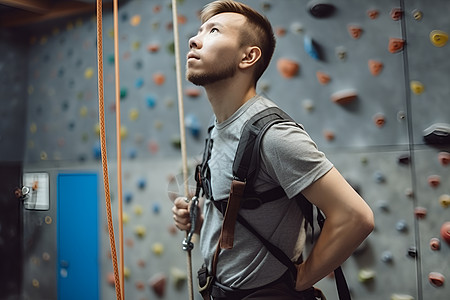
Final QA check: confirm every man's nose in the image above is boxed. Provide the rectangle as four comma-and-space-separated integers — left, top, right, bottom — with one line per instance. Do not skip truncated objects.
189, 35, 201, 49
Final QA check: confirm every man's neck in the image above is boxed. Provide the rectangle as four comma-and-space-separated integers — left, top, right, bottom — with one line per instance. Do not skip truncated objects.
203, 77, 257, 123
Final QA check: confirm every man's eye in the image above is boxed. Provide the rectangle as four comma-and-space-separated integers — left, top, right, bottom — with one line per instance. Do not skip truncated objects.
210, 28, 219, 33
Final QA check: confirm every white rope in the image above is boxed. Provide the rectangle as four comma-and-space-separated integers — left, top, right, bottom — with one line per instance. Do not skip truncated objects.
171, 0, 194, 299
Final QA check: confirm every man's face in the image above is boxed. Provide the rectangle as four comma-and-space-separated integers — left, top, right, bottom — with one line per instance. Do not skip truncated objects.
186, 12, 246, 86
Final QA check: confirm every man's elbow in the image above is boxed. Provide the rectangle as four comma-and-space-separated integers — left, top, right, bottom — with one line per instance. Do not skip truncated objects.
358, 206, 375, 238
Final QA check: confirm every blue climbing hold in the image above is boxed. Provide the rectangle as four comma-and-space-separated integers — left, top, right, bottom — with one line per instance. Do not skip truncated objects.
304, 35, 320, 60
137, 178, 146, 190
146, 96, 157, 109
135, 77, 144, 88
185, 114, 201, 139
125, 192, 133, 203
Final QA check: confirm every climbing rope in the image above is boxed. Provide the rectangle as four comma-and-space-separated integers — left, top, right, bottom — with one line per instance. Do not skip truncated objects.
96, 0, 124, 299
171, 0, 195, 299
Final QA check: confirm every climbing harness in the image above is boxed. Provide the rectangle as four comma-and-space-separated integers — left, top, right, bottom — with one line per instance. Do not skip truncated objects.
96, 0, 124, 299
195, 106, 351, 300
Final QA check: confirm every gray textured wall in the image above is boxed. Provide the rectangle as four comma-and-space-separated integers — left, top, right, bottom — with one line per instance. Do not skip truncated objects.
9, 0, 450, 300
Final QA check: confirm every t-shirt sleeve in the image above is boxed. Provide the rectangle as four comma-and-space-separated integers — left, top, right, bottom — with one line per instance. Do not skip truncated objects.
260, 122, 333, 199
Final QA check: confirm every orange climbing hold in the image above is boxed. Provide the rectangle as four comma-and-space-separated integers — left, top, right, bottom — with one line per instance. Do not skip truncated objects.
331, 89, 357, 105
153, 72, 166, 85
441, 222, 450, 243
390, 8, 403, 21
428, 175, 441, 188
373, 113, 386, 128
367, 9, 379, 20
368, 59, 383, 76
428, 272, 445, 287
277, 58, 299, 78
388, 38, 405, 53
185, 88, 202, 97
347, 25, 363, 39
316, 71, 330, 85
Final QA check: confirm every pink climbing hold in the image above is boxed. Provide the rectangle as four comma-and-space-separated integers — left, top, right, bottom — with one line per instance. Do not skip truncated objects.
428, 175, 441, 188
368, 59, 383, 76
438, 152, 450, 166
388, 38, 405, 53
347, 25, 363, 39
331, 89, 357, 105
441, 222, 450, 244
316, 71, 331, 85
277, 58, 299, 78
428, 272, 445, 287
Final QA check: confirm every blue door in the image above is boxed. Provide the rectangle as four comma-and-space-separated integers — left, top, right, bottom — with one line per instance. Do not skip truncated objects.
57, 173, 99, 300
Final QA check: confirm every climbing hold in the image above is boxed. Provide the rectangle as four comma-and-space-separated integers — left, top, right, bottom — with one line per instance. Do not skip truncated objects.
185, 88, 202, 98
135, 280, 145, 291
302, 99, 315, 112
377, 200, 389, 212
124, 267, 130, 279
171, 267, 187, 290
438, 152, 450, 166
84, 67, 94, 79
107, 272, 115, 286
441, 222, 450, 243
80, 106, 88, 117
304, 35, 321, 60
427, 175, 441, 188
410, 81, 424, 94
429, 30, 448, 47
368, 59, 383, 76
128, 149, 137, 159
147, 43, 160, 53
412, 9, 423, 21
134, 225, 146, 238
381, 250, 393, 263
30, 123, 37, 134
367, 9, 379, 19
146, 95, 157, 109
347, 25, 363, 39
323, 130, 335, 141
316, 71, 330, 85
277, 58, 299, 78
395, 219, 408, 232
132, 41, 141, 50
261, 1, 271, 11
135, 78, 144, 88
290, 22, 304, 34
124, 192, 133, 204
93, 144, 101, 159
149, 274, 167, 297
152, 243, 164, 255
137, 178, 146, 190
407, 246, 417, 258
423, 123, 450, 146
388, 38, 405, 53
307, 1, 335, 18
171, 136, 181, 149
358, 269, 375, 282
134, 205, 143, 216
153, 203, 161, 214
129, 109, 139, 121
439, 194, 450, 208
414, 206, 427, 219
153, 72, 166, 85
275, 27, 287, 37
148, 140, 159, 153
120, 125, 128, 139
185, 114, 201, 138
335, 46, 347, 60
122, 212, 129, 224
391, 294, 414, 300
430, 238, 440, 251
373, 113, 386, 128
130, 15, 141, 26
397, 154, 410, 165
390, 8, 403, 21
331, 89, 357, 105
428, 272, 445, 287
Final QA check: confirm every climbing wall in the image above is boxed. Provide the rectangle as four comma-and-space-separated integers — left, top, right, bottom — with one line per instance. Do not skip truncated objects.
18, 0, 449, 300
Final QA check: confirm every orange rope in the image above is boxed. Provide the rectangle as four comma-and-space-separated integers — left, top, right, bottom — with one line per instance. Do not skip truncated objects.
112, 0, 125, 298
96, 0, 123, 299
171, 0, 194, 299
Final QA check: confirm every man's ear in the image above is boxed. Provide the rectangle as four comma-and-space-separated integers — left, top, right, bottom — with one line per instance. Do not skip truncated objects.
239, 46, 261, 69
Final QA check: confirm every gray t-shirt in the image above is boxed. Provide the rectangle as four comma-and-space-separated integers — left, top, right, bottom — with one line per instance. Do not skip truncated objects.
199, 95, 333, 289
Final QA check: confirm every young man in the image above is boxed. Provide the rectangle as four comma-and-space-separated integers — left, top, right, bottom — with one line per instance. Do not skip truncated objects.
172, 1, 374, 299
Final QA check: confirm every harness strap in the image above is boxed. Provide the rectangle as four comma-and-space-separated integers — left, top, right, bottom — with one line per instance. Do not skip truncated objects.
219, 180, 246, 249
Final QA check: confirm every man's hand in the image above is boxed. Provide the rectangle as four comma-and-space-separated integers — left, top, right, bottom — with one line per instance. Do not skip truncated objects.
172, 197, 203, 234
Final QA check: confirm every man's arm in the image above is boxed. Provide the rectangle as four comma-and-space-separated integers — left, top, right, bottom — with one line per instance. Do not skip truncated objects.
172, 197, 204, 235
295, 167, 374, 291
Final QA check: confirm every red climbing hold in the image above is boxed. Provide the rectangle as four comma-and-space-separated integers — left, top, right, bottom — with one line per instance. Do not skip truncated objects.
388, 38, 405, 53
277, 58, 299, 78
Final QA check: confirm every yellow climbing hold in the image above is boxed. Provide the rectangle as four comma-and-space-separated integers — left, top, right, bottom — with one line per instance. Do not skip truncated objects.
28, 85, 34, 95
80, 106, 88, 117
84, 67, 94, 79
32, 279, 40, 288
122, 212, 129, 224
124, 266, 130, 279
410, 81, 424, 94
134, 225, 146, 238
30, 123, 37, 134
430, 30, 448, 47
108, 29, 114, 38
132, 41, 141, 50
130, 15, 141, 26
129, 109, 139, 121
358, 269, 375, 282
40, 151, 48, 160
120, 125, 128, 139
134, 204, 143, 215
152, 243, 164, 255
94, 123, 100, 135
